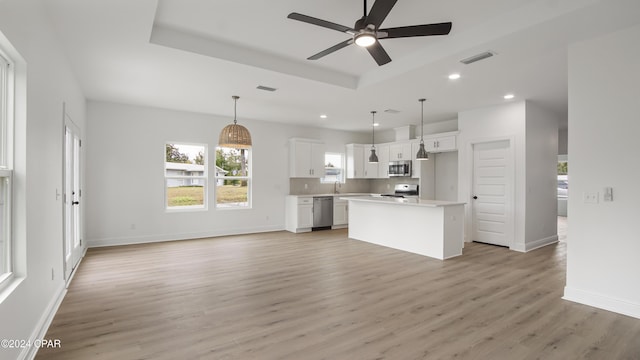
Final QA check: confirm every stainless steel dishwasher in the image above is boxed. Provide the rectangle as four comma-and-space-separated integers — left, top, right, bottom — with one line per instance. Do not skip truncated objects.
313, 196, 333, 230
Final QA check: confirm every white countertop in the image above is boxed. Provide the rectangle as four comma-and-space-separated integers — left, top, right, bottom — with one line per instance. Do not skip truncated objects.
287, 193, 371, 198
341, 196, 466, 208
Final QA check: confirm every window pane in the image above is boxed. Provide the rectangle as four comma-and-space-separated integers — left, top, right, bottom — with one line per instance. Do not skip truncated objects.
216, 147, 249, 177
165, 143, 207, 209
166, 181, 205, 207
216, 180, 249, 207
321, 152, 344, 183
0, 176, 8, 276
215, 147, 251, 208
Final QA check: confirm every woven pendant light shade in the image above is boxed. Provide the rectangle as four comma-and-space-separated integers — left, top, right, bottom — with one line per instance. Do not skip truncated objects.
218, 96, 252, 148
218, 124, 252, 149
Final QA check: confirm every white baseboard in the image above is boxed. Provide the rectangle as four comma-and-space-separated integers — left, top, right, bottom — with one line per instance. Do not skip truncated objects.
87, 225, 285, 248
511, 235, 558, 252
20, 283, 67, 360
563, 286, 640, 319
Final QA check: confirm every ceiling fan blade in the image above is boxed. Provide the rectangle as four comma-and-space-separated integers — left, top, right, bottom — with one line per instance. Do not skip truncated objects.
308, 39, 354, 60
365, 0, 398, 29
288, 12, 354, 34
379, 22, 452, 39
366, 41, 392, 66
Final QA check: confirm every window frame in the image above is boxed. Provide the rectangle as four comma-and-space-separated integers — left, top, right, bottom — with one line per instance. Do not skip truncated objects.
215, 146, 252, 210
0, 48, 14, 288
320, 152, 346, 184
164, 142, 208, 212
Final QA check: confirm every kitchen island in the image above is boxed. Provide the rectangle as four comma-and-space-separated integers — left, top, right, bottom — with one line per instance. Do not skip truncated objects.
342, 196, 466, 260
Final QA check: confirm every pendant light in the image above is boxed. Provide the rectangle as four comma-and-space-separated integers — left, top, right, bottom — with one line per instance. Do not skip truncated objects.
415, 98, 429, 160
368, 111, 379, 163
218, 96, 252, 148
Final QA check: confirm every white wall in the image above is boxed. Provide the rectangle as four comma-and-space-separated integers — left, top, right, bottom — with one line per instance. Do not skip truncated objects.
458, 100, 558, 251
564, 24, 640, 319
86, 101, 367, 247
525, 103, 559, 249
0, 1, 87, 359
434, 152, 458, 201
458, 101, 527, 247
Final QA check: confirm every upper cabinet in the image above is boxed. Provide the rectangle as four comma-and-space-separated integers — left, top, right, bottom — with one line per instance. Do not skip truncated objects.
289, 138, 325, 178
346, 144, 383, 179
423, 132, 458, 153
389, 142, 413, 161
376, 144, 390, 179
346, 144, 365, 179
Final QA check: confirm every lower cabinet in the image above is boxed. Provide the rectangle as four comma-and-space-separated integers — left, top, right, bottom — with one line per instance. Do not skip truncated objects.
286, 195, 354, 232
332, 199, 348, 228
285, 196, 313, 233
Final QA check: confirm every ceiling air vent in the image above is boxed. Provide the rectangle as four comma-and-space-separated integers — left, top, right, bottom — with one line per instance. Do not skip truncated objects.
384, 109, 401, 114
460, 51, 495, 65
256, 85, 277, 92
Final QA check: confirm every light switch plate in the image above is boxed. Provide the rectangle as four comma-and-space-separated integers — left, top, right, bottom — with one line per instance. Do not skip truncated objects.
603, 187, 613, 202
583, 192, 599, 204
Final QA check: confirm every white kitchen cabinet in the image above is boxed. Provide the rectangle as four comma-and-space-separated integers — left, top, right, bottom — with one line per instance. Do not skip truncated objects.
362, 144, 379, 178
333, 198, 348, 228
346, 144, 378, 179
346, 144, 365, 179
424, 133, 457, 153
285, 196, 313, 233
289, 138, 325, 178
389, 141, 413, 160
376, 144, 390, 178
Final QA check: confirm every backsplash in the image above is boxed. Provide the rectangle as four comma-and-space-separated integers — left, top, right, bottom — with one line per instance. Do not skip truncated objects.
289, 178, 371, 195
369, 177, 419, 195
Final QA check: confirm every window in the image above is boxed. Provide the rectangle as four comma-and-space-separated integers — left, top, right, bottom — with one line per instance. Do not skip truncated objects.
165, 143, 207, 210
320, 152, 345, 183
558, 157, 568, 198
0, 50, 13, 285
215, 147, 250, 208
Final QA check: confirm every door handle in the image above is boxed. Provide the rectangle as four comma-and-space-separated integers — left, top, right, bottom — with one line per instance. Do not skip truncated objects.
72, 201, 80, 205
472, 196, 478, 200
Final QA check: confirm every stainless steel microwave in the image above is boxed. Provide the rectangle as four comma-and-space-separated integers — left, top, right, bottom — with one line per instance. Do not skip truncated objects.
388, 160, 412, 177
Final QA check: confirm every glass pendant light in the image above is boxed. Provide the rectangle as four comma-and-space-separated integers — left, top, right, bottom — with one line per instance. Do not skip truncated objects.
218, 96, 252, 148
415, 98, 429, 160
368, 111, 379, 163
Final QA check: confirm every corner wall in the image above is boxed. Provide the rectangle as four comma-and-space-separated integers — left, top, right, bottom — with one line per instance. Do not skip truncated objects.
458, 100, 558, 251
525, 102, 559, 250
564, 24, 640, 319
0, 1, 87, 359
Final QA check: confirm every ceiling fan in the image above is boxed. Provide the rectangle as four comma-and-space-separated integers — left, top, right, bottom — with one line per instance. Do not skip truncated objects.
287, 0, 452, 66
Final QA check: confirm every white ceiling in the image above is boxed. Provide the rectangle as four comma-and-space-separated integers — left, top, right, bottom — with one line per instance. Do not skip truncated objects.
43, 0, 640, 132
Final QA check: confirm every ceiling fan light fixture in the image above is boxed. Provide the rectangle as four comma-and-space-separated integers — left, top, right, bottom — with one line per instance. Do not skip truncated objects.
355, 32, 376, 47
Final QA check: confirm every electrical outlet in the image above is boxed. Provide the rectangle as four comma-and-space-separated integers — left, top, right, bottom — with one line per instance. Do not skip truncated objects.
304, 183, 308, 189
583, 192, 599, 204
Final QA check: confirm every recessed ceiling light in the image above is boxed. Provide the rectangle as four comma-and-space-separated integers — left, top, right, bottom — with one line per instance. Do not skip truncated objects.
504, 94, 515, 100
320, 114, 327, 119
373, 123, 380, 127
448, 73, 461, 80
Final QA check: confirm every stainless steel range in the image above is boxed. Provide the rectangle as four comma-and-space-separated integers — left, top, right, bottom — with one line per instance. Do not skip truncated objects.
382, 183, 419, 198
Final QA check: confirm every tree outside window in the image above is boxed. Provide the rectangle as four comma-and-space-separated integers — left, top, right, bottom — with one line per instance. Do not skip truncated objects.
215, 147, 251, 208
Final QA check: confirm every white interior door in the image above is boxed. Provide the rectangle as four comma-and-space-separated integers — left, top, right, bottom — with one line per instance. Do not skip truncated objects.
471, 140, 511, 247
63, 113, 83, 281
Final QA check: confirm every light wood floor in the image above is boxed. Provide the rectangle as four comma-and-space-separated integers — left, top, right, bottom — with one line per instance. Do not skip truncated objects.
37, 226, 639, 359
